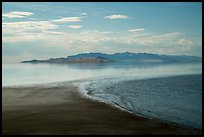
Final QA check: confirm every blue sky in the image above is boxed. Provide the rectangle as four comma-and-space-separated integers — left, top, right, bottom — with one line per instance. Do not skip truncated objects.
2, 2, 202, 63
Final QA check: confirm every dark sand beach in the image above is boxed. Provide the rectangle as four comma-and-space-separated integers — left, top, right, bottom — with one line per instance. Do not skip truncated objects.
2, 84, 202, 135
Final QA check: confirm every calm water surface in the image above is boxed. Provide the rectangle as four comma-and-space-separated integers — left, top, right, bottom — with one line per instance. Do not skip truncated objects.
2, 62, 202, 86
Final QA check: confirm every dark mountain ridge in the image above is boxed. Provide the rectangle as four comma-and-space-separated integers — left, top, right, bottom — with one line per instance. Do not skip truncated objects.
21, 52, 202, 64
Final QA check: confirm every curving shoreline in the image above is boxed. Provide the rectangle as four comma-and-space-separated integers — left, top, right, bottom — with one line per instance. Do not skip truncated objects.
77, 74, 202, 130
2, 80, 202, 135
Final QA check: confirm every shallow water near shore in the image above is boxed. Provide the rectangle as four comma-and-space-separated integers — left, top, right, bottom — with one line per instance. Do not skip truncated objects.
81, 74, 202, 129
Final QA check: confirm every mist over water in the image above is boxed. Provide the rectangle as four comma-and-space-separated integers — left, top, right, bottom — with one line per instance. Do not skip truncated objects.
2, 62, 202, 86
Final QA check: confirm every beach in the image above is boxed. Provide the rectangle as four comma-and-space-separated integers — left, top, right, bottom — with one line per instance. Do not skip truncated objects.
2, 83, 201, 135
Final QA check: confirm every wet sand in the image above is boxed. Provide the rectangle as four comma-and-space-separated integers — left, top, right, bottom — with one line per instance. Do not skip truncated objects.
2, 84, 202, 135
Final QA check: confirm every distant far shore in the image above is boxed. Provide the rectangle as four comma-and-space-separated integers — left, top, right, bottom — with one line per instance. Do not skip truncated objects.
20, 52, 202, 64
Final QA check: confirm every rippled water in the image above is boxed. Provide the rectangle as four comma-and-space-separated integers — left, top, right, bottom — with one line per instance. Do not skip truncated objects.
83, 74, 202, 129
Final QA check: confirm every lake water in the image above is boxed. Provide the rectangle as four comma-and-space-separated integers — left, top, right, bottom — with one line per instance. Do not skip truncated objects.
82, 74, 202, 129
2, 62, 202, 86
2, 62, 202, 129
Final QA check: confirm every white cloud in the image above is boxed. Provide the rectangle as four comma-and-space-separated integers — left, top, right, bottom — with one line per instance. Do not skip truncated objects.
2, 20, 61, 43
104, 14, 129, 19
3, 34, 41, 43
52, 17, 81, 23
2, 21, 58, 35
177, 38, 192, 46
68, 25, 82, 29
2, 18, 196, 57
2, 28, 200, 63
43, 31, 66, 35
101, 32, 113, 34
111, 32, 193, 47
80, 13, 87, 15
2, 11, 33, 19
128, 28, 145, 33
2, 21, 193, 49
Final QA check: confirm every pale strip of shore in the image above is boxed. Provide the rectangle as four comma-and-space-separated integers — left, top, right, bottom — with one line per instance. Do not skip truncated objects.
2, 83, 202, 135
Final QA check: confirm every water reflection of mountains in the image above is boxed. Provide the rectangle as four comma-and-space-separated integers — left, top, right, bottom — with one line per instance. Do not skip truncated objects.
36, 61, 201, 70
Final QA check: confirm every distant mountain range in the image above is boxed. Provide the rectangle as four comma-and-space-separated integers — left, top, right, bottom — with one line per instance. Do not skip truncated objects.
21, 52, 202, 64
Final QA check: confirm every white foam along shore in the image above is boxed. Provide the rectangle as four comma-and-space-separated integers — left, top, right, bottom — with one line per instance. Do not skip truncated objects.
76, 74, 202, 130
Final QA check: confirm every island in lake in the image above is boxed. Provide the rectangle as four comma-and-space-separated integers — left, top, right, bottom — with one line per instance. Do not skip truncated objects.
21, 52, 202, 64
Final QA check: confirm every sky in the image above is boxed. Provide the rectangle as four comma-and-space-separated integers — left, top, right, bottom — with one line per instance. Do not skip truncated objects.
2, 2, 202, 63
